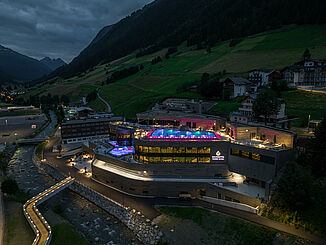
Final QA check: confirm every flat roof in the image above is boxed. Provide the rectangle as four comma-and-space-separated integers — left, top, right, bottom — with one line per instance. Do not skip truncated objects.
94, 159, 226, 182
93, 160, 266, 199
61, 118, 111, 125
226, 121, 297, 135
137, 110, 225, 121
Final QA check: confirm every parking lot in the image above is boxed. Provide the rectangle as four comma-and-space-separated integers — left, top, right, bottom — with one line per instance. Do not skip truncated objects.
0, 114, 47, 143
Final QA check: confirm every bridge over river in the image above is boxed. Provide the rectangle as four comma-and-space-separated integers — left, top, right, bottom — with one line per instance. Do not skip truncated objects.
23, 177, 74, 245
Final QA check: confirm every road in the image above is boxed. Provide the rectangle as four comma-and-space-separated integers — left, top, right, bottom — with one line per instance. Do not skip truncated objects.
42, 138, 326, 244
41, 114, 326, 244
97, 89, 111, 113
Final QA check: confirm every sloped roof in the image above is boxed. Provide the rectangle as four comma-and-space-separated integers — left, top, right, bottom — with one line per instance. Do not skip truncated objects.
248, 68, 274, 73
225, 77, 252, 85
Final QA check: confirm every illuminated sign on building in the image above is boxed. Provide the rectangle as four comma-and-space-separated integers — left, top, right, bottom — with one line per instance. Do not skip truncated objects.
212, 150, 225, 161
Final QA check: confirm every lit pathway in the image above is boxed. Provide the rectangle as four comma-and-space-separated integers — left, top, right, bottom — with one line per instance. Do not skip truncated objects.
23, 177, 74, 245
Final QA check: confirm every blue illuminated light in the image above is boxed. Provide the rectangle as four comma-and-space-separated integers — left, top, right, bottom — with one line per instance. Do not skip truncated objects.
108, 141, 135, 156
147, 129, 220, 141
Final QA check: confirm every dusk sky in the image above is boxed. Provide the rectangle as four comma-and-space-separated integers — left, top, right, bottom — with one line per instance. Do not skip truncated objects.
0, 0, 153, 63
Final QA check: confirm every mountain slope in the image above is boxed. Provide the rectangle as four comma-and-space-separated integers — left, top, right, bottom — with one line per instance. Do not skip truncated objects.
0, 45, 51, 82
57, 0, 326, 78
40, 57, 66, 71
0, 69, 13, 84
25, 24, 326, 120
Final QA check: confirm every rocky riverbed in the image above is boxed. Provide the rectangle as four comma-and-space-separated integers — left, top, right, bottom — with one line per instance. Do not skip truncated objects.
7, 146, 141, 245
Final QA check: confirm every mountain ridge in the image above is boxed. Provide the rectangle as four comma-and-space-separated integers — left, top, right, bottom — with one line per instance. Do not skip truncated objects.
0, 44, 51, 84
50, 0, 326, 79
40, 57, 66, 71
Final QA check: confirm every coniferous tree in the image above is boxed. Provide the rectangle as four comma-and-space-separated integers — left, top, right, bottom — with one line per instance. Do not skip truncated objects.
253, 89, 280, 124
303, 48, 311, 60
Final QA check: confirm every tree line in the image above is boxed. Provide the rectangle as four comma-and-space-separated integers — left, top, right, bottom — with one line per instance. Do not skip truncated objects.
50, 0, 326, 79
106, 64, 144, 84
267, 118, 326, 234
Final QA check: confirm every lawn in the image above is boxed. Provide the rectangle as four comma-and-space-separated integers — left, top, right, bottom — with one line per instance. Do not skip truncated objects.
20, 24, 326, 118
157, 207, 309, 245
4, 201, 34, 245
282, 90, 326, 126
208, 100, 241, 118
35, 141, 47, 160
99, 72, 202, 118
51, 224, 90, 245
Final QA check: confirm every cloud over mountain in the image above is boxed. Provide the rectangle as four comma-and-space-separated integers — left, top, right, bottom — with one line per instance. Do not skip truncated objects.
0, 0, 152, 62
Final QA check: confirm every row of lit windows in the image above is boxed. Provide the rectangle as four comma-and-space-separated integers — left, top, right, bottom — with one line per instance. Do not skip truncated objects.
135, 145, 211, 154
118, 134, 131, 139
62, 122, 109, 128
134, 155, 211, 164
230, 148, 274, 164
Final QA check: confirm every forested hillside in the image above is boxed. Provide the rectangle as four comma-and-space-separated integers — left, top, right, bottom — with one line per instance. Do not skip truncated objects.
53, 0, 326, 79
22, 24, 326, 120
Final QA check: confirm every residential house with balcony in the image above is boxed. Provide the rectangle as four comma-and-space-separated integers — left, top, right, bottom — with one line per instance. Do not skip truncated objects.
230, 96, 289, 127
282, 59, 326, 88
221, 77, 257, 98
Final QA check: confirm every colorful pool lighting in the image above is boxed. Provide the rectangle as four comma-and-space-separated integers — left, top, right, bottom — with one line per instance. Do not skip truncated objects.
147, 129, 220, 141
109, 146, 135, 156
108, 140, 134, 156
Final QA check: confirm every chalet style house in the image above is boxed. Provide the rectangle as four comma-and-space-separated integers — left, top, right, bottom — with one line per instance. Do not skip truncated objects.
249, 69, 282, 87
221, 77, 257, 98
282, 59, 326, 88
230, 95, 288, 127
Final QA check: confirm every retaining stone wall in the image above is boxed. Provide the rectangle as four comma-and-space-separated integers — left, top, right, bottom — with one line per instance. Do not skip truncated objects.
33, 154, 162, 245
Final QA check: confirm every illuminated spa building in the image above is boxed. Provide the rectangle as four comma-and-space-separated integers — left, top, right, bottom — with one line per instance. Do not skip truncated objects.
87, 127, 295, 208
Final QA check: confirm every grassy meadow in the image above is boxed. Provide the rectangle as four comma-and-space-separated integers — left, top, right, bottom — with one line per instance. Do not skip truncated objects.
156, 207, 311, 245
22, 24, 326, 119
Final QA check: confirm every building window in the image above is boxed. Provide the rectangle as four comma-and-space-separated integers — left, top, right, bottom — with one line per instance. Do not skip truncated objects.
198, 147, 210, 154
185, 157, 197, 163
175, 147, 185, 153
167, 147, 173, 153
161, 147, 168, 153
198, 157, 210, 163
241, 151, 250, 159
252, 153, 261, 161
186, 147, 197, 154
161, 157, 173, 163
231, 148, 240, 156
230, 148, 274, 164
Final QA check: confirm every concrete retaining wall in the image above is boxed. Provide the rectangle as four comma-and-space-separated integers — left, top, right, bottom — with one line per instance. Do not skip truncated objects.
33, 154, 162, 245
201, 196, 259, 214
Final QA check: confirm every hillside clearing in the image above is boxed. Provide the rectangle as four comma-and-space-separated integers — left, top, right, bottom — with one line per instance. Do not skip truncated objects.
22, 24, 326, 119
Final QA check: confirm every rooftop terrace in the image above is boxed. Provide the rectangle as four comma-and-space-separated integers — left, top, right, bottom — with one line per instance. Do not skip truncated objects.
146, 128, 221, 141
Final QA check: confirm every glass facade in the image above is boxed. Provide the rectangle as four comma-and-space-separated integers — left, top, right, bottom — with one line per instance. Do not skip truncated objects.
135, 145, 210, 154
134, 145, 211, 164
230, 148, 274, 164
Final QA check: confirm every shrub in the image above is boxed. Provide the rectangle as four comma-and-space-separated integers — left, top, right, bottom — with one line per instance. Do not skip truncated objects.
54, 204, 64, 214
1, 178, 19, 195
